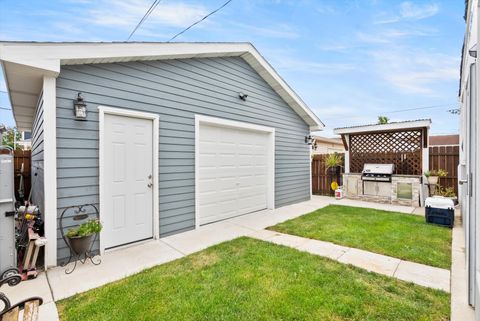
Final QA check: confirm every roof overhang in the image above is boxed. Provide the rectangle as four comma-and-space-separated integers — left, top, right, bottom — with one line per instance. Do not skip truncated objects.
333, 119, 431, 135
0, 42, 324, 131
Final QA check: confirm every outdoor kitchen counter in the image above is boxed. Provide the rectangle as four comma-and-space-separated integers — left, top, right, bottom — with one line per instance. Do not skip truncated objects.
343, 173, 422, 207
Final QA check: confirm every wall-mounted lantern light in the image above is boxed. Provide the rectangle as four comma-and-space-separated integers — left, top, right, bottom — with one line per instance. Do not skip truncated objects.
238, 92, 248, 101
305, 135, 314, 145
73, 93, 87, 121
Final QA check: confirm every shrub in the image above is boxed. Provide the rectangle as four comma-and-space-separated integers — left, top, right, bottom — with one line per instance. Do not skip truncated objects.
325, 153, 343, 173
66, 219, 102, 238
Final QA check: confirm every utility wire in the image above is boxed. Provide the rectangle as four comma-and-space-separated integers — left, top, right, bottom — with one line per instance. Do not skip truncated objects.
383, 104, 455, 114
0, 107, 11, 111
127, 0, 162, 41
168, 0, 234, 42
321, 103, 456, 121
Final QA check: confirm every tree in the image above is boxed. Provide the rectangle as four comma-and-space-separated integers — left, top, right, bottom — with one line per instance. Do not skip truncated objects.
1, 126, 22, 150
377, 116, 389, 124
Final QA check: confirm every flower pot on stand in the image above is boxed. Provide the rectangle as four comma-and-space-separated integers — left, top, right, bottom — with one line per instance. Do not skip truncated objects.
328, 167, 340, 196
67, 234, 95, 255
427, 176, 439, 185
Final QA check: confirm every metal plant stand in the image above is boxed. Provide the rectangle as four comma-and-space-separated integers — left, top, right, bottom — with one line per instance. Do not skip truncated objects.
59, 204, 101, 274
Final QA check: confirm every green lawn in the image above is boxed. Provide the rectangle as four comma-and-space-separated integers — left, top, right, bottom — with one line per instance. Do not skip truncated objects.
268, 205, 452, 269
58, 237, 449, 321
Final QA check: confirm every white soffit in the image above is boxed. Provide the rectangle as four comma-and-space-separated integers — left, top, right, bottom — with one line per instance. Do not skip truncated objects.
0, 42, 324, 131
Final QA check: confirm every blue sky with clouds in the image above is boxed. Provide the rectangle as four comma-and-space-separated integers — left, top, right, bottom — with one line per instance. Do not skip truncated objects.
0, 0, 465, 136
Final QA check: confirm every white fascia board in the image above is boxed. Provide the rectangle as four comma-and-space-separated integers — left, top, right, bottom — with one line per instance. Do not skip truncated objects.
0, 42, 250, 73
334, 120, 431, 135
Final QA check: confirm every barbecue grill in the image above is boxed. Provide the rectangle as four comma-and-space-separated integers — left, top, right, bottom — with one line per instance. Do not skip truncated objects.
361, 164, 394, 182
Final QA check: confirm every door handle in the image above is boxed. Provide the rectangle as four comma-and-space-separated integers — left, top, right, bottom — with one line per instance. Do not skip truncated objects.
147, 174, 153, 188
459, 179, 468, 185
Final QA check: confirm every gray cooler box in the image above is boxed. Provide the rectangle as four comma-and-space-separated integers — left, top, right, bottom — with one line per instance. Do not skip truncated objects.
425, 196, 455, 228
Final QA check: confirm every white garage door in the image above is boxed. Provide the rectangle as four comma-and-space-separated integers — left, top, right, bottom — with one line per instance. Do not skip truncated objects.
197, 121, 271, 225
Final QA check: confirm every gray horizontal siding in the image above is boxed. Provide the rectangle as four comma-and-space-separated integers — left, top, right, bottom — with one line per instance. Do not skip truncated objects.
55, 56, 310, 264
31, 93, 44, 214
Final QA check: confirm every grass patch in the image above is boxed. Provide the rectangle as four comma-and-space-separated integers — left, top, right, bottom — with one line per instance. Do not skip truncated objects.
268, 205, 452, 269
58, 237, 449, 321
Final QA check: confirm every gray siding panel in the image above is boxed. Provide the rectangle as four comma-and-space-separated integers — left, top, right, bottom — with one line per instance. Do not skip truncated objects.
55, 56, 310, 264
31, 93, 44, 214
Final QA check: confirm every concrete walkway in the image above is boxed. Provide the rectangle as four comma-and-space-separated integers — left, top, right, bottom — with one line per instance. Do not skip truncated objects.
2, 196, 446, 320
450, 214, 475, 321
249, 229, 450, 292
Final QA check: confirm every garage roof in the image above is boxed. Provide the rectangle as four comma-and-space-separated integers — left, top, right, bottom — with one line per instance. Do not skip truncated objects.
0, 42, 324, 131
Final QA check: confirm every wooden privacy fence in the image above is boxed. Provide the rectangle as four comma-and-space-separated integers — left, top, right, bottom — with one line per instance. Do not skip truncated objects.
429, 145, 459, 196
311, 154, 344, 196
312, 145, 459, 197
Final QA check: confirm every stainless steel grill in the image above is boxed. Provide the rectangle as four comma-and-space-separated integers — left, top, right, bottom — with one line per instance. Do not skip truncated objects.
361, 163, 394, 182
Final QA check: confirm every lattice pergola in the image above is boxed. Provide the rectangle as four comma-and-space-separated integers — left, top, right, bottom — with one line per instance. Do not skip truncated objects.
349, 129, 424, 175
334, 120, 431, 176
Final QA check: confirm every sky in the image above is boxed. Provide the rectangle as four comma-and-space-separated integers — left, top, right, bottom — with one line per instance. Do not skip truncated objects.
0, 0, 465, 137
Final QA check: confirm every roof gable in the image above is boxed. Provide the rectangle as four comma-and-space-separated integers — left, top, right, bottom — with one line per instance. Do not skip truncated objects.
0, 42, 323, 131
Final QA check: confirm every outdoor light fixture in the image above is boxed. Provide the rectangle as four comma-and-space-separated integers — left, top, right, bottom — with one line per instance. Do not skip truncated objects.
238, 92, 248, 101
73, 93, 87, 121
305, 135, 314, 145
469, 44, 477, 58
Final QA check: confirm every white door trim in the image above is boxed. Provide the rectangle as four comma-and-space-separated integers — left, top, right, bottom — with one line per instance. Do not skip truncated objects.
43, 76, 57, 268
194, 115, 275, 229
98, 106, 159, 255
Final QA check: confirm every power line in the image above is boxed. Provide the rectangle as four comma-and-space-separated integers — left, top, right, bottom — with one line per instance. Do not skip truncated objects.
321, 103, 456, 121
0, 107, 11, 111
167, 0, 234, 42
383, 104, 455, 114
127, 0, 162, 41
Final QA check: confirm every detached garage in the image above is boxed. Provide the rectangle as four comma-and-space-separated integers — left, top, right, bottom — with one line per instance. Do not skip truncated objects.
0, 42, 324, 267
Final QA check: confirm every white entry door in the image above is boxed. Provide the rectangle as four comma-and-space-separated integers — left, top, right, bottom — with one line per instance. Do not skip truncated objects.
103, 113, 154, 249
197, 121, 272, 225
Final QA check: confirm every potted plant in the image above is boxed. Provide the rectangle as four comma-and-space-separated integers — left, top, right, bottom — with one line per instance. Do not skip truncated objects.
66, 219, 102, 255
424, 169, 448, 185
325, 153, 343, 195
325, 153, 343, 174
436, 186, 458, 204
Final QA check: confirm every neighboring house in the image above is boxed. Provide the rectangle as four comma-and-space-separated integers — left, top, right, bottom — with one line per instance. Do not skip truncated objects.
17, 131, 32, 150
459, 0, 480, 314
312, 136, 344, 154
0, 42, 324, 267
429, 134, 460, 146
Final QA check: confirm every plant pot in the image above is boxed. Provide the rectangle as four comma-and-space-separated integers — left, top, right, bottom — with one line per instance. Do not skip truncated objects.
427, 176, 439, 185
67, 234, 94, 255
